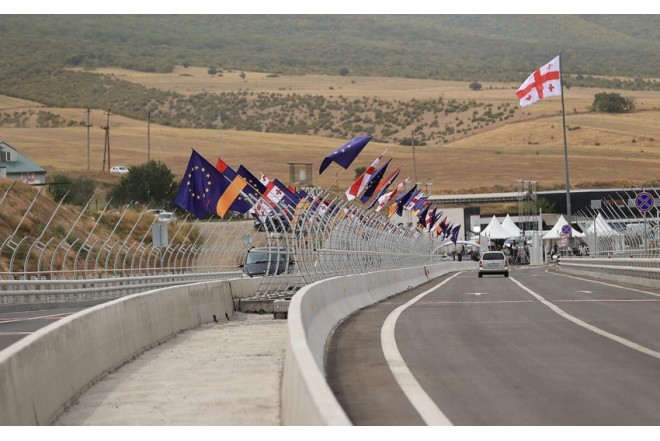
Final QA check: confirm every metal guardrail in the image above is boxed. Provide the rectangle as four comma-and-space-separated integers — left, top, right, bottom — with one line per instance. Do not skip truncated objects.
558, 256, 660, 288
0, 271, 242, 306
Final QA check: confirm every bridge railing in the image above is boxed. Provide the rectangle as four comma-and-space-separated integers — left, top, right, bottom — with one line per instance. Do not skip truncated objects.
572, 188, 660, 258
1, 183, 459, 305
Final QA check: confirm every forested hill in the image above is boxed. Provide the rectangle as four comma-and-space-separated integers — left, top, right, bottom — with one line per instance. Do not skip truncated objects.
1, 15, 658, 81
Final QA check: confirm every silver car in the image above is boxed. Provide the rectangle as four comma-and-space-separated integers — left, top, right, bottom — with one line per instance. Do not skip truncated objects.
478, 251, 509, 278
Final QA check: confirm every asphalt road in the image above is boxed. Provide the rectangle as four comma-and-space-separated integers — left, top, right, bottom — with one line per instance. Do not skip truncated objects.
0, 307, 83, 351
326, 265, 660, 425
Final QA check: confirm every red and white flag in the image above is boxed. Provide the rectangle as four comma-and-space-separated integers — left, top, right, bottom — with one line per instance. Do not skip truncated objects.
345, 150, 387, 201
375, 178, 408, 212
516, 55, 561, 107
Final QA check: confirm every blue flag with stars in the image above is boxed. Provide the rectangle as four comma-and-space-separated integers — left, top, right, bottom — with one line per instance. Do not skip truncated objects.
174, 149, 222, 219
319, 135, 372, 175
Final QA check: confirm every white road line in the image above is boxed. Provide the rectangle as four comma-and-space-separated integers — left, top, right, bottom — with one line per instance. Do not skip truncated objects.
546, 269, 660, 297
0, 312, 71, 325
381, 273, 462, 426
510, 276, 660, 361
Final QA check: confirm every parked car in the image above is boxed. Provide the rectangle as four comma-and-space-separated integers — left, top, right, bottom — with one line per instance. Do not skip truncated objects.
253, 214, 291, 233
240, 246, 294, 277
110, 165, 129, 175
478, 250, 509, 278
156, 211, 176, 223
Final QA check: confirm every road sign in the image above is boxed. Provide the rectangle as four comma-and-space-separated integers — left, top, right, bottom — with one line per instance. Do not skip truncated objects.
635, 192, 654, 213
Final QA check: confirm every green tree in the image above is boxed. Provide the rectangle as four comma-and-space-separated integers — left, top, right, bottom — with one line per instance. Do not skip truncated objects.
354, 166, 366, 178
48, 172, 71, 203
591, 92, 635, 113
339, 67, 349, 76
47, 172, 96, 207
521, 197, 556, 214
469, 81, 482, 91
106, 160, 178, 208
208, 66, 218, 76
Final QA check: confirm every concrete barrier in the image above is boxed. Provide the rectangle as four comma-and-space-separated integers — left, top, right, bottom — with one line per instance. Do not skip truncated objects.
0, 277, 261, 425
558, 257, 660, 289
281, 262, 473, 425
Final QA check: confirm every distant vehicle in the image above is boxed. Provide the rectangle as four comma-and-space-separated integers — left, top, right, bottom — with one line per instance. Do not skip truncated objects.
253, 214, 291, 233
240, 246, 294, 277
478, 251, 509, 278
156, 211, 176, 223
110, 165, 129, 175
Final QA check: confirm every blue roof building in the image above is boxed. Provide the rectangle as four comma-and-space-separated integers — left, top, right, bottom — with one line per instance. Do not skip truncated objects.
0, 141, 47, 185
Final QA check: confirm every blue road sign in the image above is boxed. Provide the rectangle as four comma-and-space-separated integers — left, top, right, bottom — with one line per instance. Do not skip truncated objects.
635, 192, 654, 213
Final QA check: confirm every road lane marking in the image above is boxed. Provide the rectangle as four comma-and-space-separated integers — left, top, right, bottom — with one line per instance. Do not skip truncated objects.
0, 312, 71, 325
381, 273, 461, 426
545, 269, 660, 298
419, 298, 660, 306
510, 276, 660, 361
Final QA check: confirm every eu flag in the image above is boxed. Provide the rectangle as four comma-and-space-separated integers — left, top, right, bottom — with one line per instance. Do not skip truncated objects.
450, 225, 461, 244
395, 184, 417, 217
237, 165, 267, 196
174, 149, 223, 219
319, 135, 372, 175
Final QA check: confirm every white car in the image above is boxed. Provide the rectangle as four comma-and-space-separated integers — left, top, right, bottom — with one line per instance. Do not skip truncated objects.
478, 251, 509, 278
110, 166, 129, 175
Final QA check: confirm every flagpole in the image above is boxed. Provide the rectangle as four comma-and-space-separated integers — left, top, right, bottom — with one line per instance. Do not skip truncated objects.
559, 50, 572, 233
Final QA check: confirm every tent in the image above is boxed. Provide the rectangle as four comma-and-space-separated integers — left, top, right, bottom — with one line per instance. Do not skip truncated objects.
584, 212, 619, 236
542, 214, 585, 240
481, 215, 515, 240
501, 214, 521, 237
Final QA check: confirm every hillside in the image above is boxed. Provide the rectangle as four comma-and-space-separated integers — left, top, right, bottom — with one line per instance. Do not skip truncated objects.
0, 15, 657, 143
1, 15, 658, 80
1, 88, 658, 196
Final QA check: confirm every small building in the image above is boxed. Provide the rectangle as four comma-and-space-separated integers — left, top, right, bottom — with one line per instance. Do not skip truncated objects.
0, 141, 46, 185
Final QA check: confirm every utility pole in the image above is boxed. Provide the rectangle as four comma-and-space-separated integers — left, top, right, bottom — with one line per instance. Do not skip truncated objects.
411, 130, 418, 186
101, 109, 110, 172
85, 108, 91, 171
147, 111, 151, 163
217, 114, 223, 158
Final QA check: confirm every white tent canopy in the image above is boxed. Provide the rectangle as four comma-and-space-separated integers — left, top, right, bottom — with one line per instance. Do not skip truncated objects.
542, 214, 585, 240
501, 214, 521, 237
481, 215, 516, 240
584, 212, 619, 236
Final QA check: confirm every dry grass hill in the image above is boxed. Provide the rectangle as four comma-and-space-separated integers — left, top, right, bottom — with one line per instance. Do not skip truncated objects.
1, 68, 659, 196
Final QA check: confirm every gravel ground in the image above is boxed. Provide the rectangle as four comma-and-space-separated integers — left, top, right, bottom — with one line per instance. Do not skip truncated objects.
54, 312, 288, 426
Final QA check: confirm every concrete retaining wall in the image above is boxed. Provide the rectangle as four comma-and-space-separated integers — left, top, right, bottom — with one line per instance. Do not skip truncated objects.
281, 262, 473, 425
0, 277, 261, 425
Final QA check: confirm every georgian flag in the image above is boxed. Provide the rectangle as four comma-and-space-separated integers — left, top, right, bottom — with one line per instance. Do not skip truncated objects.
375, 179, 408, 212
516, 55, 561, 107
345, 150, 387, 201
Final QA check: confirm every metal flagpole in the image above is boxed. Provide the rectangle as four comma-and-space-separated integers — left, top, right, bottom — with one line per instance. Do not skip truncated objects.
559, 50, 572, 233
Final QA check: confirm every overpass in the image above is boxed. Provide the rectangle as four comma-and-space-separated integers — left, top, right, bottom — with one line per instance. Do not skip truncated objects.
429, 187, 658, 216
